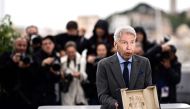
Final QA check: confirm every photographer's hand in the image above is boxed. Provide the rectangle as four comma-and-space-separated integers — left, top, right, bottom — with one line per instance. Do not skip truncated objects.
72, 72, 81, 78
42, 57, 54, 66
87, 55, 96, 64
50, 67, 60, 75
12, 53, 21, 63
18, 61, 30, 68
161, 44, 171, 52
60, 71, 65, 79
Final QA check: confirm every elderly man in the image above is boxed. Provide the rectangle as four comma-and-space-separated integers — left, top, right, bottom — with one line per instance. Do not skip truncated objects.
96, 26, 152, 109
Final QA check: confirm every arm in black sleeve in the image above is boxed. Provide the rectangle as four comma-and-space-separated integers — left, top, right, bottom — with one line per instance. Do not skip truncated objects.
167, 62, 181, 84
144, 44, 162, 59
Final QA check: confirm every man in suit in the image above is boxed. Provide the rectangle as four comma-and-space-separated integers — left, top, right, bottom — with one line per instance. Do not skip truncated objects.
96, 26, 152, 109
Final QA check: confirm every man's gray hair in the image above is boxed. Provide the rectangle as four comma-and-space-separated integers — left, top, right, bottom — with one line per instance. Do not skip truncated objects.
113, 26, 136, 41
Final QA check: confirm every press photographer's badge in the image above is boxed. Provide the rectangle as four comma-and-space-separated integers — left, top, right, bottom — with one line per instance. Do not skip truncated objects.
161, 86, 169, 98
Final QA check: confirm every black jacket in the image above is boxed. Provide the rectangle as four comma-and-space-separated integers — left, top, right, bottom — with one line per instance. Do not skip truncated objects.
32, 50, 61, 105
55, 33, 81, 51
0, 51, 36, 109
155, 58, 181, 103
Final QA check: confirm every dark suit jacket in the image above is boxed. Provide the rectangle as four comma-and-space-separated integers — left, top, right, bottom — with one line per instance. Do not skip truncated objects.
96, 54, 152, 109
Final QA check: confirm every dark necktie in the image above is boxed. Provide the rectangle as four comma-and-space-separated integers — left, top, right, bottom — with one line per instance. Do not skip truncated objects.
123, 62, 129, 87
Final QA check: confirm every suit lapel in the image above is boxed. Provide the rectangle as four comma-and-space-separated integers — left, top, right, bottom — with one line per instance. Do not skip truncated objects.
129, 55, 141, 89
110, 54, 126, 88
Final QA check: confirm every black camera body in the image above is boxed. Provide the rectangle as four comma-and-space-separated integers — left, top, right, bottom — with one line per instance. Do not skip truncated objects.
163, 35, 171, 43
60, 73, 73, 93
20, 53, 32, 64
51, 59, 61, 71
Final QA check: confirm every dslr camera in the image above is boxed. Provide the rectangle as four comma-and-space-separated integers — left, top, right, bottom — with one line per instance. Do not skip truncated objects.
51, 58, 61, 72
20, 53, 33, 64
60, 73, 73, 93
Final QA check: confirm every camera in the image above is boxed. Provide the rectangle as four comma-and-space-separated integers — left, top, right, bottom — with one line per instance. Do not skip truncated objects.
20, 53, 32, 64
163, 35, 171, 43
31, 35, 41, 45
60, 73, 73, 93
51, 59, 61, 71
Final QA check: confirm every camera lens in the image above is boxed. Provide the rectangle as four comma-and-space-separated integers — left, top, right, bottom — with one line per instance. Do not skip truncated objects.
52, 59, 61, 71
20, 54, 32, 64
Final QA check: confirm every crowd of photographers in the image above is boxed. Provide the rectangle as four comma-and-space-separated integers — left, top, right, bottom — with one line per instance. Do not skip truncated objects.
0, 19, 181, 109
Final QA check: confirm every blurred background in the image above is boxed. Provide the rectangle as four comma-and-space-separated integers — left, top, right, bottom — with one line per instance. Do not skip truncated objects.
0, 0, 190, 107
1, 0, 190, 64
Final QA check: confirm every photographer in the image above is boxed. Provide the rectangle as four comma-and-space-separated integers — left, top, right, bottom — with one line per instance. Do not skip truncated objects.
155, 45, 181, 103
134, 27, 171, 83
25, 25, 39, 41
33, 35, 63, 106
0, 37, 35, 109
25, 25, 42, 55
60, 41, 87, 105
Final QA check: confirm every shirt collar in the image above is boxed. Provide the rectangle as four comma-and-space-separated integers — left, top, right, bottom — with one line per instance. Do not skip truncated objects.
117, 52, 132, 64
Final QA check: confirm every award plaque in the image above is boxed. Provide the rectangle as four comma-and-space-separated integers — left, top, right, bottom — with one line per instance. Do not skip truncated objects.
120, 86, 160, 109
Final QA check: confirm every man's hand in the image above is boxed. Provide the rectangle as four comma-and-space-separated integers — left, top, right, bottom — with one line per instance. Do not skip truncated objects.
161, 44, 170, 52
87, 55, 96, 64
42, 57, 54, 66
72, 72, 81, 78
12, 53, 21, 63
18, 61, 30, 68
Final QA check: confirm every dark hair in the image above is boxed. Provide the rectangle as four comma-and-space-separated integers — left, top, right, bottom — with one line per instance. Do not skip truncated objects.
96, 42, 108, 50
93, 19, 109, 38
42, 35, 55, 44
32, 35, 42, 45
66, 21, 78, 30
64, 41, 77, 50
169, 45, 177, 53
134, 26, 151, 52
96, 42, 108, 54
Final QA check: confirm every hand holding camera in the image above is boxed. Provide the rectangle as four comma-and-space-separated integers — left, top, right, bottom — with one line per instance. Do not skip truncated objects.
42, 57, 61, 74
12, 53, 21, 63
42, 57, 54, 66
161, 44, 171, 52
12, 53, 32, 68
87, 55, 96, 64
72, 71, 81, 78
18, 61, 30, 68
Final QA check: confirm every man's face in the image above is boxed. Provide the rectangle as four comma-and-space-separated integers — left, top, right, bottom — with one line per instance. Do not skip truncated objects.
26, 27, 38, 36
66, 46, 76, 60
15, 39, 28, 54
115, 33, 136, 60
42, 39, 55, 54
96, 44, 107, 58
